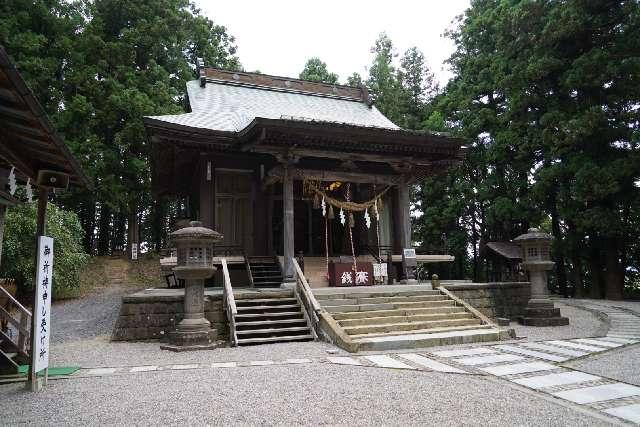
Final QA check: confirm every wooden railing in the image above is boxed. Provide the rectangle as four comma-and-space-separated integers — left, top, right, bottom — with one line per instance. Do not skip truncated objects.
220, 258, 238, 346
292, 258, 321, 339
244, 256, 255, 288
0, 283, 31, 367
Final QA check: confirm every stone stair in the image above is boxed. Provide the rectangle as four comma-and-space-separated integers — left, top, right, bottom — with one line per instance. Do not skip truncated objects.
248, 256, 283, 288
103, 258, 129, 286
315, 287, 511, 351
234, 290, 314, 345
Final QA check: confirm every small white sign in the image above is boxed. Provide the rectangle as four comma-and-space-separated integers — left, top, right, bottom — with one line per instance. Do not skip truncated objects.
403, 248, 417, 259
131, 243, 138, 260
373, 263, 387, 278
33, 236, 53, 373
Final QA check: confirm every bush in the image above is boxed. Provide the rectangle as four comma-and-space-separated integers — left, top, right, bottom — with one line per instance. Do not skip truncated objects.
1, 202, 88, 299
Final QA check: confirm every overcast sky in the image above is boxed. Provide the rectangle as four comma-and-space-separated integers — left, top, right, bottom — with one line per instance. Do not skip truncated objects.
195, 0, 470, 86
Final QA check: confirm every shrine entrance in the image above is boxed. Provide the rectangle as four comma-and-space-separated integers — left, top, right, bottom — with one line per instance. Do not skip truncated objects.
214, 170, 253, 254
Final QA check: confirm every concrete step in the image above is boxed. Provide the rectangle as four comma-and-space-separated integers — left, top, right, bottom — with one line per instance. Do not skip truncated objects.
343, 318, 482, 336
236, 326, 311, 336
236, 298, 298, 306
237, 334, 314, 346
235, 311, 303, 320
332, 305, 466, 321
314, 289, 441, 300
234, 291, 293, 300
325, 299, 456, 314
337, 311, 474, 327
349, 324, 493, 340
353, 327, 507, 351
321, 294, 448, 307
236, 318, 307, 328
236, 304, 301, 312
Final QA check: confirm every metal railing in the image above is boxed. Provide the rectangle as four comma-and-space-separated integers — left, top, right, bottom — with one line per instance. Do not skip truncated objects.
292, 258, 321, 339
0, 283, 31, 367
221, 259, 238, 346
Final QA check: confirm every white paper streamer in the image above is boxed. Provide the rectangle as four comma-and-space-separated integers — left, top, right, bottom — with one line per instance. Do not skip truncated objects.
339, 208, 346, 226
25, 178, 33, 202
8, 167, 16, 195
321, 196, 326, 217
364, 208, 371, 229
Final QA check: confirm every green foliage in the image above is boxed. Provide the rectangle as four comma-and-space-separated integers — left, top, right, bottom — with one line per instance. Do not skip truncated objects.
299, 57, 339, 84
415, 0, 640, 298
1, 203, 89, 298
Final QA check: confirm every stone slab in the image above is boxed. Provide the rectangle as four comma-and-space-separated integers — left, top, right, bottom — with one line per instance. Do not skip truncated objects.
363, 355, 416, 370
553, 383, 640, 404
521, 342, 587, 357
573, 338, 621, 348
546, 340, 608, 352
396, 353, 466, 373
129, 365, 158, 373
513, 371, 601, 389
285, 358, 313, 364
170, 364, 199, 370
327, 356, 362, 366
454, 354, 524, 366
249, 360, 275, 366
85, 368, 118, 376
480, 361, 556, 376
603, 403, 640, 424
493, 345, 568, 362
431, 347, 497, 358
211, 362, 237, 368
601, 337, 637, 344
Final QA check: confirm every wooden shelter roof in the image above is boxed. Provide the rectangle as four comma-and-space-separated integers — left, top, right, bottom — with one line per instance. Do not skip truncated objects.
485, 241, 523, 260
0, 45, 90, 188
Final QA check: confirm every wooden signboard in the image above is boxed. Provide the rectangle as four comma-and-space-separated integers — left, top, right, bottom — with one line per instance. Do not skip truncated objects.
328, 261, 374, 287
32, 236, 53, 385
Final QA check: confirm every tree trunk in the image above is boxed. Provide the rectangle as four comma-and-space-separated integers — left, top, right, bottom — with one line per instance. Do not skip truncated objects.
97, 204, 112, 256
604, 237, 624, 300
588, 242, 603, 299
551, 202, 568, 297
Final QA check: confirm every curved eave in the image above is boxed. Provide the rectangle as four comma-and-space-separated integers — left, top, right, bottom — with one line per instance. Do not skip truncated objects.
144, 116, 466, 158
0, 45, 91, 189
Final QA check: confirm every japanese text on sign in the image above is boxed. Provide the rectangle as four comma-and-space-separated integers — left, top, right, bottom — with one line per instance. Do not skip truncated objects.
33, 236, 53, 373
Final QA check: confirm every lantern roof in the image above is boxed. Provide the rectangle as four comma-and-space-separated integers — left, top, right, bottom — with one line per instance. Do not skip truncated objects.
513, 228, 553, 243
169, 221, 222, 242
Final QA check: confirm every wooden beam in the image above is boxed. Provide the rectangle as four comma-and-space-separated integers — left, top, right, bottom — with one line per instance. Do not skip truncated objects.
253, 146, 434, 166
0, 131, 36, 178
267, 165, 404, 185
4, 120, 46, 138
0, 103, 32, 121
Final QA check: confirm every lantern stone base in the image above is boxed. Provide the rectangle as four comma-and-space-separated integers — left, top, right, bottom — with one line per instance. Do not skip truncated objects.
161, 328, 219, 352
518, 299, 569, 327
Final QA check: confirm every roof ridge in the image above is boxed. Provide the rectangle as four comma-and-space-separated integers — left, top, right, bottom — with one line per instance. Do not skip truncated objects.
202, 67, 369, 103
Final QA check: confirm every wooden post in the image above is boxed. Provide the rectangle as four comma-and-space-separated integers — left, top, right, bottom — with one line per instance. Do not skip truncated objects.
396, 183, 411, 250
28, 186, 48, 391
282, 165, 295, 282
0, 204, 6, 266
199, 157, 214, 229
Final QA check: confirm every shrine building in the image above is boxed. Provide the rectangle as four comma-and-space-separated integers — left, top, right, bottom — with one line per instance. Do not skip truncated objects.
144, 64, 464, 288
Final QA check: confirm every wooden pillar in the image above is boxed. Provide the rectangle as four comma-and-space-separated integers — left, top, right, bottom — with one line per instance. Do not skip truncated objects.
199, 157, 214, 229
395, 183, 411, 250
282, 165, 295, 282
266, 187, 274, 255
28, 186, 49, 391
0, 204, 7, 266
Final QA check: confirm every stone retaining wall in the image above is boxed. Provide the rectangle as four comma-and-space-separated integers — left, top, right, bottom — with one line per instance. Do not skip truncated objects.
112, 293, 228, 341
443, 282, 531, 320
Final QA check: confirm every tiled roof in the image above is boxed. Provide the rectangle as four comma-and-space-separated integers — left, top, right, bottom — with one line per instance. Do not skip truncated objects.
147, 79, 399, 133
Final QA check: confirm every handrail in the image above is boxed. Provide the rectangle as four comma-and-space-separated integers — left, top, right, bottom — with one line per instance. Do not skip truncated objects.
220, 258, 238, 346
292, 258, 321, 339
0, 282, 31, 355
244, 254, 255, 288
437, 286, 498, 328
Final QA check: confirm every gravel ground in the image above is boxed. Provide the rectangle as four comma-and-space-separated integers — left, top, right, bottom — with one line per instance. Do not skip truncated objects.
0, 364, 610, 426
51, 283, 144, 345
50, 339, 349, 368
566, 343, 640, 386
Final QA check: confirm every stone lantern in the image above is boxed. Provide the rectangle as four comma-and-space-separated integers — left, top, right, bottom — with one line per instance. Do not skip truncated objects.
514, 228, 569, 326
161, 221, 223, 351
